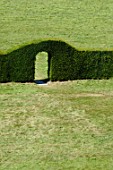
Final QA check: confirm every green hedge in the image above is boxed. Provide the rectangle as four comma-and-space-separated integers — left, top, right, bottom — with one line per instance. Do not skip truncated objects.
0, 40, 113, 83
0, 54, 10, 82
77, 51, 113, 79
7, 45, 36, 82
48, 41, 113, 81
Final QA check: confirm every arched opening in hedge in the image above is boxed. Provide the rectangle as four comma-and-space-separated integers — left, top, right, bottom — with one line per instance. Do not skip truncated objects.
34, 51, 51, 83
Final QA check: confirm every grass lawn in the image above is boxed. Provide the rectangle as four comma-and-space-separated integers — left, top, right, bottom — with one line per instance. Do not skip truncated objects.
0, 79, 113, 170
0, 0, 113, 51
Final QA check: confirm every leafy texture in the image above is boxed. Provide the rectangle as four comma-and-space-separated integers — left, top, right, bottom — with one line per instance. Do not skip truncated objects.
0, 40, 113, 82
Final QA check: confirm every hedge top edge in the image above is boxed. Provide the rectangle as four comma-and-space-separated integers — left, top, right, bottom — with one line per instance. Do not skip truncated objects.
0, 38, 113, 55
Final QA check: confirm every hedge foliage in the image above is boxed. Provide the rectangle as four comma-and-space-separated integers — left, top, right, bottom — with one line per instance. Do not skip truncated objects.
0, 54, 10, 82
0, 39, 113, 82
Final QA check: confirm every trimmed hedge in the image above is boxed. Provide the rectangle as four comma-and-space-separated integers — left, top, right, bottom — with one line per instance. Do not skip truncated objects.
0, 54, 10, 82
0, 40, 113, 82
8, 45, 36, 82
77, 51, 113, 79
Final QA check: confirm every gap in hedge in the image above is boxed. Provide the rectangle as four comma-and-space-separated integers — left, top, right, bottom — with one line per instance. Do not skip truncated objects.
34, 51, 49, 84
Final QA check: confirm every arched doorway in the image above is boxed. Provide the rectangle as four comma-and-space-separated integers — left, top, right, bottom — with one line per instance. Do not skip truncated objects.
35, 52, 50, 84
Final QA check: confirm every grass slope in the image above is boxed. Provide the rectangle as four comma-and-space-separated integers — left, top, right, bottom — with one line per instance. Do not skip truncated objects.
0, 0, 113, 51
0, 79, 113, 170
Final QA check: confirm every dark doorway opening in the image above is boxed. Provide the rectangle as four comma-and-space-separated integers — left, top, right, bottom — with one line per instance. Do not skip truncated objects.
34, 52, 50, 84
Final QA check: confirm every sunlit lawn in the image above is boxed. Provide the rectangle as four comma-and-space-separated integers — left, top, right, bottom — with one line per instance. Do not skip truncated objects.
0, 0, 113, 51
0, 79, 113, 170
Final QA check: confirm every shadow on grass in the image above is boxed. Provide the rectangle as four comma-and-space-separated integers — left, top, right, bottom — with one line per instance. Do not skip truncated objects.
34, 78, 50, 85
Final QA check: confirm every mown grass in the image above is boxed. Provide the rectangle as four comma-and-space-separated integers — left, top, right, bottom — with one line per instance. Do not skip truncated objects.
0, 79, 113, 170
0, 0, 113, 51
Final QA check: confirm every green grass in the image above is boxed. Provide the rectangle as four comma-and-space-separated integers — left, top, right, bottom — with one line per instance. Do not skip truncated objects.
0, 0, 113, 51
0, 79, 113, 170
35, 52, 48, 80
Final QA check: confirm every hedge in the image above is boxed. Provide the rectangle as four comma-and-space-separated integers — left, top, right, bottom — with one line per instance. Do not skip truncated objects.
0, 39, 113, 82
0, 54, 10, 82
